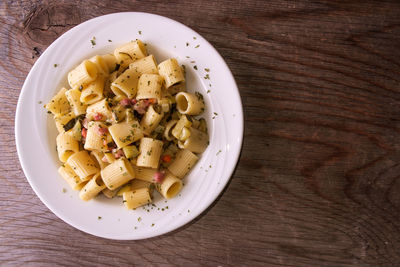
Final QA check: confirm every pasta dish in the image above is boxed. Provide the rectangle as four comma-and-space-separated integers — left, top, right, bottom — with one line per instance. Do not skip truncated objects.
45, 39, 208, 209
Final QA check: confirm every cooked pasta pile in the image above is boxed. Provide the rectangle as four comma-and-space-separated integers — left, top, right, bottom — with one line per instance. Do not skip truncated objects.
46, 39, 208, 209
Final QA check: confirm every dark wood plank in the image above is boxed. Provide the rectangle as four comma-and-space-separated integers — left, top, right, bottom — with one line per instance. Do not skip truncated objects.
2, 0, 400, 266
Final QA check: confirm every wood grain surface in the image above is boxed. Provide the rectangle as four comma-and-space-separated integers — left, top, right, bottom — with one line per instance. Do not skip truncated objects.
2, 0, 400, 266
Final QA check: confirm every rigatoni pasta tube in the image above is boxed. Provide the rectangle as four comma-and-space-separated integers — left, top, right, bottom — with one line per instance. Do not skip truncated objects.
58, 164, 86, 190
172, 115, 192, 140
86, 98, 113, 121
101, 158, 135, 189
131, 179, 152, 190
114, 40, 147, 68
65, 87, 87, 116
129, 55, 158, 75
66, 151, 100, 181
155, 172, 182, 199
108, 120, 143, 148
136, 137, 163, 168
56, 132, 79, 162
132, 165, 157, 182
80, 76, 105, 105
175, 92, 205, 115
90, 150, 108, 169
122, 188, 152, 209
140, 105, 164, 135
168, 149, 198, 178
89, 55, 109, 75
157, 58, 185, 88
68, 60, 98, 88
102, 187, 118, 198
117, 182, 132, 196
79, 173, 106, 201
101, 54, 117, 73
136, 74, 163, 100
46, 87, 70, 116
84, 121, 110, 151
163, 120, 178, 141
178, 127, 209, 153
111, 68, 140, 98
103, 152, 116, 164
54, 112, 76, 133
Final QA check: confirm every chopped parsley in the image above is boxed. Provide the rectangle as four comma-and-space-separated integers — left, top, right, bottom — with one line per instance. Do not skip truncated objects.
151, 223, 155, 227
195, 91, 204, 101
207, 90, 211, 94
186, 42, 189, 46
193, 65, 198, 70
98, 216, 102, 220
216, 150, 222, 155
193, 36, 197, 39
38, 101, 42, 104
204, 74, 210, 79
90, 37, 96, 46
138, 217, 142, 222
138, 30, 142, 35
54, 64, 58, 68
204, 68, 210, 72
108, 39, 112, 42
195, 45, 200, 48
62, 188, 67, 193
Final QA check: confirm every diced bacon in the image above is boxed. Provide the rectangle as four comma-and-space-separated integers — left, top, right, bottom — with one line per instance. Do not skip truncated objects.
134, 100, 150, 115
96, 125, 108, 135
148, 98, 157, 104
120, 98, 131, 107
94, 112, 103, 121
153, 171, 165, 183
134, 103, 146, 114
161, 154, 171, 163
113, 149, 124, 159
131, 99, 138, 105
81, 128, 87, 138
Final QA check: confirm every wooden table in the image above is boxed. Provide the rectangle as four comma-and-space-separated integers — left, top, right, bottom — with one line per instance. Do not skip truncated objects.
2, 0, 400, 266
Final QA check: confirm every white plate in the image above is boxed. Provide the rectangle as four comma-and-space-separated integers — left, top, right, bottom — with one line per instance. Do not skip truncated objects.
15, 12, 243, 240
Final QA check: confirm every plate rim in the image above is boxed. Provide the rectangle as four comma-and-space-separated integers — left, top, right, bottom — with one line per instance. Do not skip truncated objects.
15, 11, 244, 240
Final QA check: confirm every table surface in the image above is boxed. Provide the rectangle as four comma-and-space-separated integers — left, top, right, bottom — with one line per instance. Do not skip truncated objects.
2, 0, 400, 266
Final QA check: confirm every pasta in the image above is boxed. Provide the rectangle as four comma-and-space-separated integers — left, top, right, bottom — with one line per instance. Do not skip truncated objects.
79, 173, 106, 201
46, 39, 209, 210
157, 58, 185, 88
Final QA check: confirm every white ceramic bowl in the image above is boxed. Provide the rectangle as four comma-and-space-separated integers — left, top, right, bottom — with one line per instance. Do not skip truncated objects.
15, 12, 243, 240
